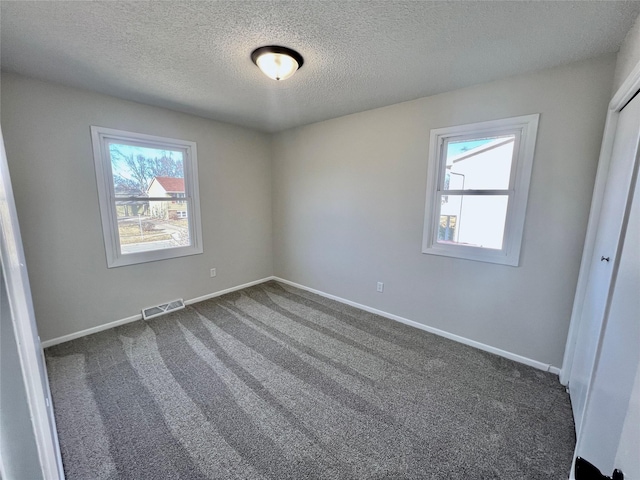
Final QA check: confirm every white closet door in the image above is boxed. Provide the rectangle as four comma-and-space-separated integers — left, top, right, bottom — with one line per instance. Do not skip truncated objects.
568, 92, 640, 436
572, 132, 640, 478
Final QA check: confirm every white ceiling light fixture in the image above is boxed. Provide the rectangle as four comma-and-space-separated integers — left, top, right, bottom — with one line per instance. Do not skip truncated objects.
251, 45, 304, 81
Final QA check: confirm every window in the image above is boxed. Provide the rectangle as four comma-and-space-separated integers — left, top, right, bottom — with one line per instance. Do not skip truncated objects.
91, 126, 203, 268
422, 114, 539, 266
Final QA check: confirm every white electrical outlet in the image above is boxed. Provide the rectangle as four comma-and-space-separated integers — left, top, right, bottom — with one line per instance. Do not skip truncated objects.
210, 268, 216, 277
377, 282, 384, 293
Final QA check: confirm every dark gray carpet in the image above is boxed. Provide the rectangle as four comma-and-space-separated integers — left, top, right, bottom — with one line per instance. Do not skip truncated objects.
45, 281, 575, 479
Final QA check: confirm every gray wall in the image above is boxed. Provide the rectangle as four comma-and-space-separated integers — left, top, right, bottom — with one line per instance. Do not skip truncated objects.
0, 55, 617, 368
272, 55, 615, 368
1, 73, 273, 342
613, 13, 640, 93
0, 268, 44, 480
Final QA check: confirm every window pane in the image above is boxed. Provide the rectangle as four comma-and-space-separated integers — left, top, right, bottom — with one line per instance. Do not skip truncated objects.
108, 142, 184, 196
444, 135, 515, 190
438, 215, 457, 242
116, 201, 191, 255
109, 143, 190, 255
437, 195, 508, 249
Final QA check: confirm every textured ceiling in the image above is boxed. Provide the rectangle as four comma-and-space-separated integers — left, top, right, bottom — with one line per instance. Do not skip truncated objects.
1, 1, 639, 132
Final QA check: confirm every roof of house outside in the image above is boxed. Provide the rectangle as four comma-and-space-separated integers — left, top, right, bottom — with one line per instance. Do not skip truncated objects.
151, 176, 184, 193
449, 137, 514, 165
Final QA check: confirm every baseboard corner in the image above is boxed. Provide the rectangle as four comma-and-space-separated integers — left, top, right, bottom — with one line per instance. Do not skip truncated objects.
272, 276, 560, 376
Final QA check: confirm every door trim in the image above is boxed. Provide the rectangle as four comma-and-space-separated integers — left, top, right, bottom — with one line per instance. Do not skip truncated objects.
0, 127, 64, 479
561, 59, 640, 387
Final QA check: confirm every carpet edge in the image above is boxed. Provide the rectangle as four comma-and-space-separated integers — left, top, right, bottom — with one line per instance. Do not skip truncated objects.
272, 277, 561, 376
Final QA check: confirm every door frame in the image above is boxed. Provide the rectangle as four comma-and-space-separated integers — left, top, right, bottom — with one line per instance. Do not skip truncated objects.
0, 127, 64, 479
561, 60, 640, 389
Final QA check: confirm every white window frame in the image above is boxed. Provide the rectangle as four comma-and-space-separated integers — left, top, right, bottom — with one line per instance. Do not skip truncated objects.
91, 126, 203, 268
422, 114, 539, 266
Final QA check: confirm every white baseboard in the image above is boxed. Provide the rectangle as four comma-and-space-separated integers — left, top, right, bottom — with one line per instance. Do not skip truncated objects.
183, 277, 275, 306
41, 313, 143, 348
40, 276, 276, 348
41, 274, 562, 376
273, 277, 561, 375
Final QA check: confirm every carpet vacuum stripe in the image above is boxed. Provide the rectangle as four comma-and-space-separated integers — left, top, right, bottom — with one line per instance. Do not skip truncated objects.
45, 281, 575, 479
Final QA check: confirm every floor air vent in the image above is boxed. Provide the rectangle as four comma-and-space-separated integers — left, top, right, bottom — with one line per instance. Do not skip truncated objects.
142, 299, 185, 320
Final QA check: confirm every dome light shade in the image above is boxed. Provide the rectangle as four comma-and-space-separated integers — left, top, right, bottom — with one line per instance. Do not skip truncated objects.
251, 46, 304, 81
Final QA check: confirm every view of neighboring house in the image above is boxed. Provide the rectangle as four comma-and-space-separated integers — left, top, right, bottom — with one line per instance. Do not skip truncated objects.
147, 176, 187, 220
439, 137, 514, 249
